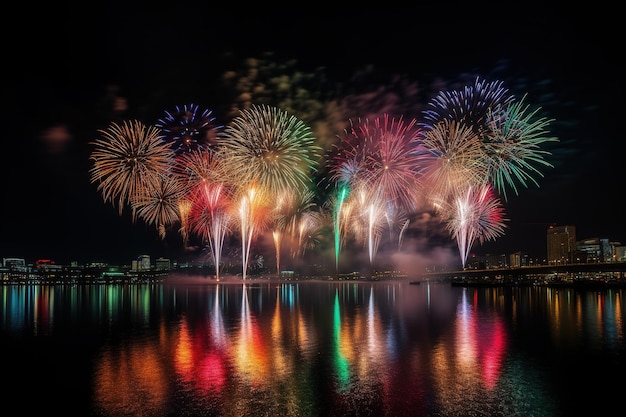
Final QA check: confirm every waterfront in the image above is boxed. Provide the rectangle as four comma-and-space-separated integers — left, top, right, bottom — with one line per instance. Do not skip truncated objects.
1, 277, 624, 416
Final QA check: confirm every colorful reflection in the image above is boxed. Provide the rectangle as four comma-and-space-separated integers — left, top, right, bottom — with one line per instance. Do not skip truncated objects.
1, 281, 624, 416
234, 284, 270, 383
332, 288, 350, 390
93, 336, 172, 415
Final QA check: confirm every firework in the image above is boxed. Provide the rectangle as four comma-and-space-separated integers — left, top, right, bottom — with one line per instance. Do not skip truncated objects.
218, 104, 322, 198
421, 77, 515, 132
295, 208, 327, 258
131, 173, 190, 240
235, 186, 273, 280
421, 78, 558, 201
155, 104, 221, 154
173, 149, 235, 279
216, 105, 322, 276
189, 182, 233, 280
440, 185, 508, 268
420, 119, 488, 201
419, 78, 556, 266
347, 115, 427, 211
89, 120, 174, 217
483, 95, 558, 200
325, 114, 428, 268
267, 189, 323, 273
325, 123, 371, 188
90, 74, 557, 272
172, 148, 227, 193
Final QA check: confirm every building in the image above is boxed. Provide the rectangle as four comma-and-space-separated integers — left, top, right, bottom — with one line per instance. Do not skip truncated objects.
1, 257, 28, 281
155, 257, 171, 271
508, 252, 533, 268
575, 238, 611, 263
3, 257, 26, 269
614, 244, 626, 262
131, 255, 151, 272
547, 225, 576, 265
465, 253, 508, 269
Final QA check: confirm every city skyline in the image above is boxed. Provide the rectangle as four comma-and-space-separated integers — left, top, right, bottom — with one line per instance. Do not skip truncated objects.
3, 222, 621, 273
1, 5, 621, 269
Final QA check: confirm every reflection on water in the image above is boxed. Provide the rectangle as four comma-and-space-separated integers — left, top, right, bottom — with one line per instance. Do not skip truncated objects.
1, 279, 625, 416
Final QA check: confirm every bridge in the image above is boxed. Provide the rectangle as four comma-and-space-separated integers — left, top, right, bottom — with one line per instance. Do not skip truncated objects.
421, 261, 626, 280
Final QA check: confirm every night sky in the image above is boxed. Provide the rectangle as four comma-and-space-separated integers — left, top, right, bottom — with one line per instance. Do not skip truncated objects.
1, 4, 621, 269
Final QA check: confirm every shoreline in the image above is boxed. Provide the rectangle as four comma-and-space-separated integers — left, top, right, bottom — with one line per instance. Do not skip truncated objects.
450, 278, 626, 290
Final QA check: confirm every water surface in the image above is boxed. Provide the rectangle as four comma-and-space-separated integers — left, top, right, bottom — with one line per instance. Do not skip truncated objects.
1, 277, 623, 416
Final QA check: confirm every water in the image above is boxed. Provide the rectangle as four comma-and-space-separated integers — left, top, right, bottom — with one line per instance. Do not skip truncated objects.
1, 277, 624, 416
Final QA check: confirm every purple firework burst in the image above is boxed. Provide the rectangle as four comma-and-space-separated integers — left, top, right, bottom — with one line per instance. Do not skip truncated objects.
156, 104, 221, 154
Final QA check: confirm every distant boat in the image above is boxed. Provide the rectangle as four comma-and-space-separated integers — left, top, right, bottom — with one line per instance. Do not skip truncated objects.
409, 280, 421, 285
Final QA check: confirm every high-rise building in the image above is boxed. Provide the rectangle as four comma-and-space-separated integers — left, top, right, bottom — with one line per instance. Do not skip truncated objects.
132, 255, 151, 272
547, 225, 576, 265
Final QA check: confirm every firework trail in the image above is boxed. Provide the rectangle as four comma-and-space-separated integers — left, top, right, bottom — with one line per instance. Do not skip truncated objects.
440, 184, 508, 268
178, 199, 192, 247
295, 208, 326, 258
271, 191, 298, 275
325, 114, 427, 269
236, 186, 272, 280
155, 104, 221, 154
218, 104, 321, 276
189, 182, 233, 280
397, 218, 410, 251
89, 120, 175, 218
271, 189, 318, 267
238, 188, 256, 281
325, 185, 350, 272
272, 229, 283, 276
382, 200, 410, 250
175, 149, 234, 279
361, 188, 387, 265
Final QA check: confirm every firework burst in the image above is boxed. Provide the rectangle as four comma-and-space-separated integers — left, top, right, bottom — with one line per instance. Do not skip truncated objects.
89, 120, 174, 217
439, 184, 508, 268
325, 114, 428, 268
131, 173, 189, 240
172, 148, 226, 192
421, 77, 515, 132
420, 119, 488, 202
347, 115, 427, 211
155, 104, 221, 154
483, 95, 558, 200
218, 104, 321, 197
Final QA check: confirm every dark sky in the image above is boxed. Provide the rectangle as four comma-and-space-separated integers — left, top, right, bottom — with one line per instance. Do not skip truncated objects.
1, 4, 622, 268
